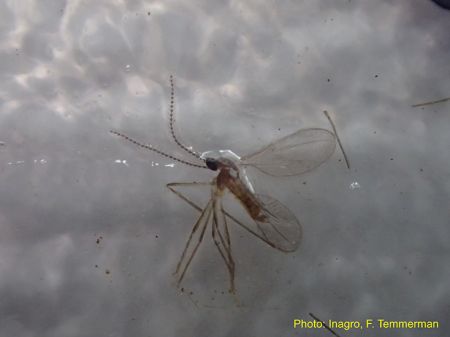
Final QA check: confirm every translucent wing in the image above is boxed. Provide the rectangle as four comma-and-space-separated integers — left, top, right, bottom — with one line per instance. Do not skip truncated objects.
253, 194, 302, 252
240, 128, 336, 176
225, 194, 302, 252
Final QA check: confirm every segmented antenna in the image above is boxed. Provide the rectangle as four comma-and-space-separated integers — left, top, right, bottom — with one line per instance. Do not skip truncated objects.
110, 130, 207, 169
169, 75, 202, 159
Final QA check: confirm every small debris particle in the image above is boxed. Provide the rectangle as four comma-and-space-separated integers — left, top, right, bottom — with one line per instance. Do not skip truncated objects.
105, 269, 110, 275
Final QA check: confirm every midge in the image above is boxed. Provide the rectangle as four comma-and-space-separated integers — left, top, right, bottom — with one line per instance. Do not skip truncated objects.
111, 76, 338, 294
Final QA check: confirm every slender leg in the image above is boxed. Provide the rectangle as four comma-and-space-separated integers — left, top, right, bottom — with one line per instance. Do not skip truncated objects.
211, 198, 236, 294
223, 210, 278, 250
174, 199, 212, 274
167, 181, 278, 251
220, 202, 235, 294
220, 201, 232, 261
175, 200, 213, 287
168, 181, 237, 292
167, 182, 212, 212
168, 181, 216, 287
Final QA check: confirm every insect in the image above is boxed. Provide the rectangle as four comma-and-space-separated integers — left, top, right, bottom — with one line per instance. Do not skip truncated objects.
111, 76, 338, 294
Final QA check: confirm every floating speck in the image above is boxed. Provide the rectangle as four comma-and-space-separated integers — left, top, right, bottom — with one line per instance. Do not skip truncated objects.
114, 159, 129, 166
8, 160, 25, 165
349, 181, 361, 190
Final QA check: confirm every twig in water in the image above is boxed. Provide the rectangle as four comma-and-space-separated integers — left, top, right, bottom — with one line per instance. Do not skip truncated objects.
412, 97, 450, 107
323, 110, 350, 169
309, 312, 341, 337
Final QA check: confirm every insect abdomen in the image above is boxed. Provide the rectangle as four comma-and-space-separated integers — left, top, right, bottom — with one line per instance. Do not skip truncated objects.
217, 169, 266, 221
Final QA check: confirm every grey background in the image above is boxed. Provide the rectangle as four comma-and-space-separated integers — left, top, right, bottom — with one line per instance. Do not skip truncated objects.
0, 0, 449, 336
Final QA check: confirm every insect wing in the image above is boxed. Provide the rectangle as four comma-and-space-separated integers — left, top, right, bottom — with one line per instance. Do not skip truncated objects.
233, 194, 302, 252
240, 128, 336, 176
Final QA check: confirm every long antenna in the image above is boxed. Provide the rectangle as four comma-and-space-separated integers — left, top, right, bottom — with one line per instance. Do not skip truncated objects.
169, 75, 203, 160
110, 130, 207, 169
323, 110, 350, 169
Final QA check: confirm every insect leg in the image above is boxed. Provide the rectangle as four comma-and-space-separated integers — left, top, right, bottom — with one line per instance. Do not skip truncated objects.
221, 205, 236, 294
167, 182, 213, 212
167, 182, 285, 251
174, 199, 213, 287
211, 198, 236, 294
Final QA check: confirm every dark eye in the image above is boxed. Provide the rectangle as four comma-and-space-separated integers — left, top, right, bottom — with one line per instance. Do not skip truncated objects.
205, 158, 218, 171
